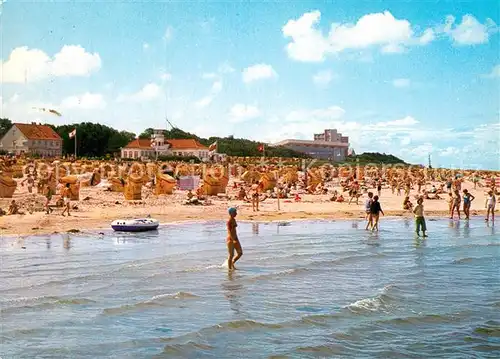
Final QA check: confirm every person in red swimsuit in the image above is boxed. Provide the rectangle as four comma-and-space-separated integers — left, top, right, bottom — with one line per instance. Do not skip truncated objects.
226, 207, 243, 270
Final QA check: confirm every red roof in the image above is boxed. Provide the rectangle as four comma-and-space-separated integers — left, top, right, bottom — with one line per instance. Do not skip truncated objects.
14, 123, 61, 140
124, 138, 208, 150
167, 139, 207, 150
124, 139, 153, 149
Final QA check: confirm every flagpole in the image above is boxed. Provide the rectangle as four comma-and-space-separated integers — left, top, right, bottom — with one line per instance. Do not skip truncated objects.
74, 132, 77, 159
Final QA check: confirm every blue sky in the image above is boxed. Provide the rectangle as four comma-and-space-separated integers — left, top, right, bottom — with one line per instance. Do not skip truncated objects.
1, 0, 499, 169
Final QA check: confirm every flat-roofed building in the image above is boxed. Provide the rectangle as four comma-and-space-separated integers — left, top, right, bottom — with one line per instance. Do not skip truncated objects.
273, 129, 350, 161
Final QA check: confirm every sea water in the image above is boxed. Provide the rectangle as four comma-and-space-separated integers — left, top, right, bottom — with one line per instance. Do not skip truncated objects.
1, 219, 499, 358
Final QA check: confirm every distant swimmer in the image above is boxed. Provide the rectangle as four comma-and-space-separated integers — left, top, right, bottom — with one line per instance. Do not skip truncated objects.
226, 207, 243, 270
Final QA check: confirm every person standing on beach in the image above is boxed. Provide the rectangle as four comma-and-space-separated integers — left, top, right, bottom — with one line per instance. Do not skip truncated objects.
413, 198, 427, 237
462, 189, 475, 220
226, 207, 243, 270
450, 189, 461, 220
369, 195, 384, 232
485, 190, 496, 222
61, 184, 71, 217
251, 180, 260, 212
44, 184, 54, 214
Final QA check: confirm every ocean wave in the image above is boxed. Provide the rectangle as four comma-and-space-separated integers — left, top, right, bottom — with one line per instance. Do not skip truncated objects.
377, 311, 473, 326
294, 344, 343, 356
247, 267, 310, 282
346, 285, 400, 314
310, 252, 387, 268
102, 291, 199, 315
160, 341, 215, 356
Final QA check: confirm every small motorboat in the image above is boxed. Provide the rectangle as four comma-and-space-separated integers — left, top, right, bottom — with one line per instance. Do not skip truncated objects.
111, 218, 159, 232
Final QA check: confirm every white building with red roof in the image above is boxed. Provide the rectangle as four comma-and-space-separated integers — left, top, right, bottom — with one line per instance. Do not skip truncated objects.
121, 130, 210, 160
0, 122, 63, 157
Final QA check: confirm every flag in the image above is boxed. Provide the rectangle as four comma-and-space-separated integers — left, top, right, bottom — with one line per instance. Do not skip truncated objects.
208, 141, 217, 152
69, 129, 76, 139
151, 138, 156, 148
258, 144, 264, 152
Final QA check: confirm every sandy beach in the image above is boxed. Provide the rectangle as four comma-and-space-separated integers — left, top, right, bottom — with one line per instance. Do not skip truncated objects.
0, 177, 494, 237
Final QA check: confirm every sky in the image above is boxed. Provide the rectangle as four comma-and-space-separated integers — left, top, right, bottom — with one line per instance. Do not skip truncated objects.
1, 0, 499, 169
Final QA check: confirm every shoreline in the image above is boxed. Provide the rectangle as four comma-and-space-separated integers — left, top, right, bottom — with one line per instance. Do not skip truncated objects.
0, 209, 490, 238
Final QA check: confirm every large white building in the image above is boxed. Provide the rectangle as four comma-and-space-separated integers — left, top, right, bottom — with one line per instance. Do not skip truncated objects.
0, 122, 63, 157
273, 129, 350, 161
121, 130, 211, 160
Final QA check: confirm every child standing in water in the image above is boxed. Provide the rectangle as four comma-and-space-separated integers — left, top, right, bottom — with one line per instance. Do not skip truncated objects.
226, 207, 243, 270
413, 197, 428, 237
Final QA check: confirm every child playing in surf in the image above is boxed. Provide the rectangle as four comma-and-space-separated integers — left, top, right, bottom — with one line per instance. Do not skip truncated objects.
226, 207, 243, 270
413, 197, 428, 237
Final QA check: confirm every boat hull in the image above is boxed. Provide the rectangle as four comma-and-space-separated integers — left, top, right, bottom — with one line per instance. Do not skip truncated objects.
111, 225, 158, 232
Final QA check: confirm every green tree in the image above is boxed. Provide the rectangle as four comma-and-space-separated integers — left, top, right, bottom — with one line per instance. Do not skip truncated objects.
0, 118, 12, 138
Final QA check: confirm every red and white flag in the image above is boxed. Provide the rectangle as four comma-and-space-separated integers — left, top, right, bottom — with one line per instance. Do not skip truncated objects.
257, 144, 264, 152
208, 141, 217, 152
69, 129, 76, 139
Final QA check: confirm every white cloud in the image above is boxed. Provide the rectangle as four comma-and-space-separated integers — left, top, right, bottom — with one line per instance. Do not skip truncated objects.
392, 78, 411, 88
282, 10, 435, 61
202, 72, 217, 80
1, 45, 101, 83
195, 96, 214, 108
195, 80, 223, 108
419, 28, 436, 45
143, 43, 150, 50
160, 72, 172, 81
313, 70, 334, 86
285, 106, 346, 123
282, 10, 330, 62
483, 64, 500, 78
218, 63, 235, 74
242, 64, 277, 83
8, 93, 20, 104
61, 92, 106, 110
211, 80, 222, 93
443, 15, 497, 45
377, 116, 419, 127
440, 146, 460, 156
50, 45, 101, 77
164, 26, 173, 41
117, 83, 162, 102
229, 104, 261, 122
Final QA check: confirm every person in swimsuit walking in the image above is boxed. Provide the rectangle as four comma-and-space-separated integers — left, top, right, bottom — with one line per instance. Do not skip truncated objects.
226, 207, 243, 270
462, 189, 475, 220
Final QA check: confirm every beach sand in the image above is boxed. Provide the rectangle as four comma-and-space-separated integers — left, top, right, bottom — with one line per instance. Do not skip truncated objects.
0, 178, 494, 237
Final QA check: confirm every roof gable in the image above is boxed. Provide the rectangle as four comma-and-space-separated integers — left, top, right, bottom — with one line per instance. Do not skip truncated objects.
13, 123, 61, 140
